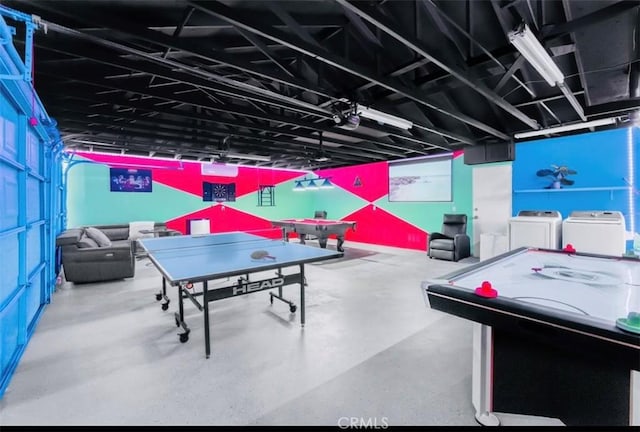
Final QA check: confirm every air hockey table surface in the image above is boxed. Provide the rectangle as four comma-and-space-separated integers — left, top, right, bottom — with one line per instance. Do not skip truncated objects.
429, 247, 639, 332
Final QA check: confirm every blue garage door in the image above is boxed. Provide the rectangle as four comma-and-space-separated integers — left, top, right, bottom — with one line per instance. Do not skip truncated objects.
0, 10, 63, 397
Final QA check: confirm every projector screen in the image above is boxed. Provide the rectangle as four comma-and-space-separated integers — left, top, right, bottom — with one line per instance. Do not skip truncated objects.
388, 154, 452, 202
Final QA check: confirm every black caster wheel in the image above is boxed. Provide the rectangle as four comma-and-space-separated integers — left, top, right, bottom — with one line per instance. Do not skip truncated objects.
155, 293, 162, 301
161, 303, 169, 311
179, 333, 189, 343
289, 305, 297, 313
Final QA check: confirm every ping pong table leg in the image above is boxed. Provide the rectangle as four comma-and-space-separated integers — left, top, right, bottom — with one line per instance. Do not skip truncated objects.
300, 264, 305, 327
203, 280, 211, 358
175, 284, 190, 343
158, 277, 170, 311
178, 285, 185, 322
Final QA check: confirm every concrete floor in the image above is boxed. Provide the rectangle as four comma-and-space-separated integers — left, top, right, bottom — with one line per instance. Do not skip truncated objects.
0, 240, 618, 426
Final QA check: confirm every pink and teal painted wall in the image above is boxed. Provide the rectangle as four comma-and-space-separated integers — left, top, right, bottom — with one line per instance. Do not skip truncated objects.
65, 127, 640, 254
65, 151, 473, 252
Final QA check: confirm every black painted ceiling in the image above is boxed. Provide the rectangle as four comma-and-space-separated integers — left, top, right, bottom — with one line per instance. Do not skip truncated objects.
3, 0, 639, 168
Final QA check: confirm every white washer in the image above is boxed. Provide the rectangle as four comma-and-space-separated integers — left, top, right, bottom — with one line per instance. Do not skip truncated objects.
562, 211, 626, 256
509, 210, 562, 250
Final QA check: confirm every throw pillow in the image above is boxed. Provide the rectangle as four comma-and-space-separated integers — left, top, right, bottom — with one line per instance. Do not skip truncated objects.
77, 235, 99, 249
84, 227, 112, 247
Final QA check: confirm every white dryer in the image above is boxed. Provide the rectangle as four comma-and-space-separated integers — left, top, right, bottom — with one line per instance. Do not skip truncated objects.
562, 211, 626, 256
509, 210, 563, 250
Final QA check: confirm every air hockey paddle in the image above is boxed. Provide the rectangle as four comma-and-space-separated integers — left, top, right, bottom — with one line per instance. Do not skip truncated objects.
616, 312, 640, 334
474, 281, 498, 298
251, 250, 276, 260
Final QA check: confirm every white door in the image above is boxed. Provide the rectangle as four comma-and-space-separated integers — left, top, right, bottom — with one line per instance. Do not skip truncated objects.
472, 164, 512, 258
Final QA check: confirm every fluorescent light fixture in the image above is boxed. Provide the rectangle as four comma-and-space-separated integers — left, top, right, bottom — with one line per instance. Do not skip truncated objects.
508, 23, 564, 87
356, 104, 413, 130
225, 152, 271, 162
514, 117, 618, 139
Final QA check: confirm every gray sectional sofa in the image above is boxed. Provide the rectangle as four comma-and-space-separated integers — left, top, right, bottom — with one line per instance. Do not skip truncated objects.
56, 222, 178, 283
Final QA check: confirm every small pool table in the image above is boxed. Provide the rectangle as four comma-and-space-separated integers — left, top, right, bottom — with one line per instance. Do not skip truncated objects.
271, 218, 356, 252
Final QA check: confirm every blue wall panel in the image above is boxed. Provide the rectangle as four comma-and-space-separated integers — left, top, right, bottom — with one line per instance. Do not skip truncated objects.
514, 128, 630, 190
0, 295, 21, 388
25, 268, 41, 326
0, 117, 18, 161
26, 224, 41, 273
0, 233, 19, 307
513, 128, 636, 239
0, 167, 18, 228
26, 176, 40, 222
26, 130, 40, 173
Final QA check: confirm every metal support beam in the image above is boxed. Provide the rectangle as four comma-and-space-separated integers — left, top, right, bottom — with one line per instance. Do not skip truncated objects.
188, 0, 510, 140
334, 0, 539, 130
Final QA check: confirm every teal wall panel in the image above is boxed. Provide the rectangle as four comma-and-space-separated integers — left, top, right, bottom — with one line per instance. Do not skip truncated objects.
67, 160, 208, 227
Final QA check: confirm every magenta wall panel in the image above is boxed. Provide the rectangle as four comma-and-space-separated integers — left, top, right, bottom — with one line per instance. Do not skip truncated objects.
316, 161, 388, 202
343, 204, 428, 250
167, 205, 280, 239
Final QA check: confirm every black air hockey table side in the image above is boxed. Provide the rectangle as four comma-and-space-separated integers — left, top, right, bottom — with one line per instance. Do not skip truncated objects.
422, 247, 640, 426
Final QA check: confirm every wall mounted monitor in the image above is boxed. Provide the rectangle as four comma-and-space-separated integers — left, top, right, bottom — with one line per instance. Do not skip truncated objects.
110, 167, 152, 192
388, 154, 452, 202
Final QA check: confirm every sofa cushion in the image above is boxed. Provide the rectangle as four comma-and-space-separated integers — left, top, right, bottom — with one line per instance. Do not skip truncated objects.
111, 239, 131, 248
77, 234, 99, 249
84, 227, 112, 247
430, 239, 455, 251
99, 227, 130, 241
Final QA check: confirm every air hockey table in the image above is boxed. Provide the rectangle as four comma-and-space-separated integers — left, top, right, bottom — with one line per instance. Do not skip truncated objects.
422, 247, 640, 426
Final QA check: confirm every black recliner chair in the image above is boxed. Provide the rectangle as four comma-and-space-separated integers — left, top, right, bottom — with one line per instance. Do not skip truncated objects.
428, 214, 471, 262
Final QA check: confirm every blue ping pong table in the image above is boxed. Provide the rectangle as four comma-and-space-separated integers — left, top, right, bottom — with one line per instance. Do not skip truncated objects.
139, 231, 342, 358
